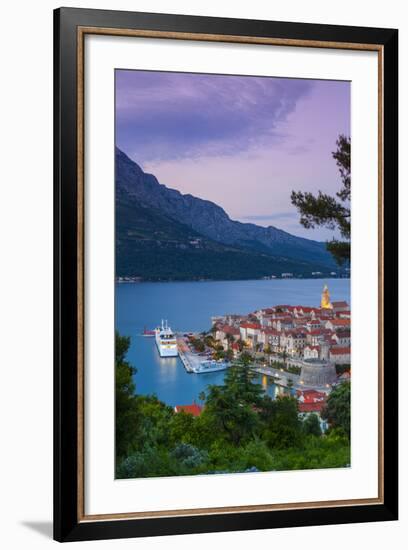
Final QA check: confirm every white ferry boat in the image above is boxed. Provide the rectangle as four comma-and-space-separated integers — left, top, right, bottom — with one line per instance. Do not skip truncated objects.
155, 320, 179, 358
192, 360, 229, 374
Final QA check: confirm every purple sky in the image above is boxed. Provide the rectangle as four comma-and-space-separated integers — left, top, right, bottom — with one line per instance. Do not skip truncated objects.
115, 70, 350, 240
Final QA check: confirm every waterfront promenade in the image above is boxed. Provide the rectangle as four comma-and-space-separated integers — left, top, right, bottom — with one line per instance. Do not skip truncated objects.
251, 364, 331, 392
177, 334, 328, 391
250, 364, 300, 387
177, 336, 204, 373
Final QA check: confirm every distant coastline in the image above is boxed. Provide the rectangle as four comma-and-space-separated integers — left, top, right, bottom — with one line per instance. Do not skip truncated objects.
116, 274, 350, 284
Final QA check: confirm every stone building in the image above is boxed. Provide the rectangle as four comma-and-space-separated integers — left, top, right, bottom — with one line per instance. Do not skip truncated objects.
299, 342, 337, 387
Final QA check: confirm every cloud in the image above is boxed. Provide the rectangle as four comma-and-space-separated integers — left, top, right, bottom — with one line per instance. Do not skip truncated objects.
115, 71, 350, 241
115, 70, 313, 162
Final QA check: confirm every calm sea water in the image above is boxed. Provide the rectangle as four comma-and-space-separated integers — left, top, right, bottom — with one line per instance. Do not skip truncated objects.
115, 278, 350, 407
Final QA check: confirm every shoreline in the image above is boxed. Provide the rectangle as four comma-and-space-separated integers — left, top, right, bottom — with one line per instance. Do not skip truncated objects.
116, 276, 351, 285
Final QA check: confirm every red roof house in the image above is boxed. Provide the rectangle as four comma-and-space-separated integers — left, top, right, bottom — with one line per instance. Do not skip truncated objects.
328, 319, 351, 328
174, 404, 203, 417
332, 301, 349, 311
298, 402, 325, 413
240, 322, 261, 330
330, 346, 351, 356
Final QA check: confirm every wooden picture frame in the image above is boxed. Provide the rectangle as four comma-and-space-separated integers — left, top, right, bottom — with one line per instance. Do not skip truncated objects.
54, 7, 398, 542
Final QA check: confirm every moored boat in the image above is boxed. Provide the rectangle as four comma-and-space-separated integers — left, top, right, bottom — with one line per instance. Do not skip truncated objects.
192, 360, 229, 374
155, 320, 178, 357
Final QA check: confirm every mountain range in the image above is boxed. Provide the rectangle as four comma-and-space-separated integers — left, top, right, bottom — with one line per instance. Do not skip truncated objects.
115, 147, 338, 281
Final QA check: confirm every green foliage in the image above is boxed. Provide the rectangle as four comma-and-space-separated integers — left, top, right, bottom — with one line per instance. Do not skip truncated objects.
335, 364, 351, 376
302, 413, 322, 437
135, 395, 174, 448
203, 362, 264, 446
236, 339, 245, 352
116, 445, 191, 478
291, 134, 351, 265
269, 360, 285, 369
239, 351, 253, 366
260, 396, 302, 449
326, 240, 350, 265
115, 333, 351, 479
171, 443, 208, 468
204, 335, 216, 348
285, 365, 301, 375
168, 410, 196, 446
270, 430, 350, 471
332, 134, 351, 201
190, 337, 205, 352
115, 332, 140, 459
322, 382, 351, 438
206, 439, 274, 473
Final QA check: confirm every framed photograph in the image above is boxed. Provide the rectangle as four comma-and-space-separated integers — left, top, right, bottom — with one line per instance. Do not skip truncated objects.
54, 7, 398, 542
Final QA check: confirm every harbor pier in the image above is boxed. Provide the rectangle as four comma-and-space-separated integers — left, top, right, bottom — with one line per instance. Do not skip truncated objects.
177, 336, 229, 374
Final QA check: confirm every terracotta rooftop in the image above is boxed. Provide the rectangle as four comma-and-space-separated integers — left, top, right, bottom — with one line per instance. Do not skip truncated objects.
330, 347, 351, 355
329, 319, 351, 326
297, 389, 326, 399
298, 402, 325, 413
240, 322, 261, 330
298, 306, 316, 313
335, 330, 351, 338
262, 328, 280, 335
218, 325, 240, 335
174, 404, 203, 417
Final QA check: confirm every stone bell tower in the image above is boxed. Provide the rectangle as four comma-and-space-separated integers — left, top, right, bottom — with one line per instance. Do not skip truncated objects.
321, 284, 333, 310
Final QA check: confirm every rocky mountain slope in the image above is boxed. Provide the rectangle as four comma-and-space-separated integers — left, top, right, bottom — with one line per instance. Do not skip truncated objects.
116, 147, 338, 280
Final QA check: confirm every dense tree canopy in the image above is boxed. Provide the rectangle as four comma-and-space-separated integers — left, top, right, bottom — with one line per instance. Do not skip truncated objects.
115, 332, 140, 458
303, 413, 322, 437
115, 333, 351, 478
322, 381, 351, 438
291, 134, 351, 265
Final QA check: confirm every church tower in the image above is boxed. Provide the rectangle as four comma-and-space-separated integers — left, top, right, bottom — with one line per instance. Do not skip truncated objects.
321, 284, 333, 310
